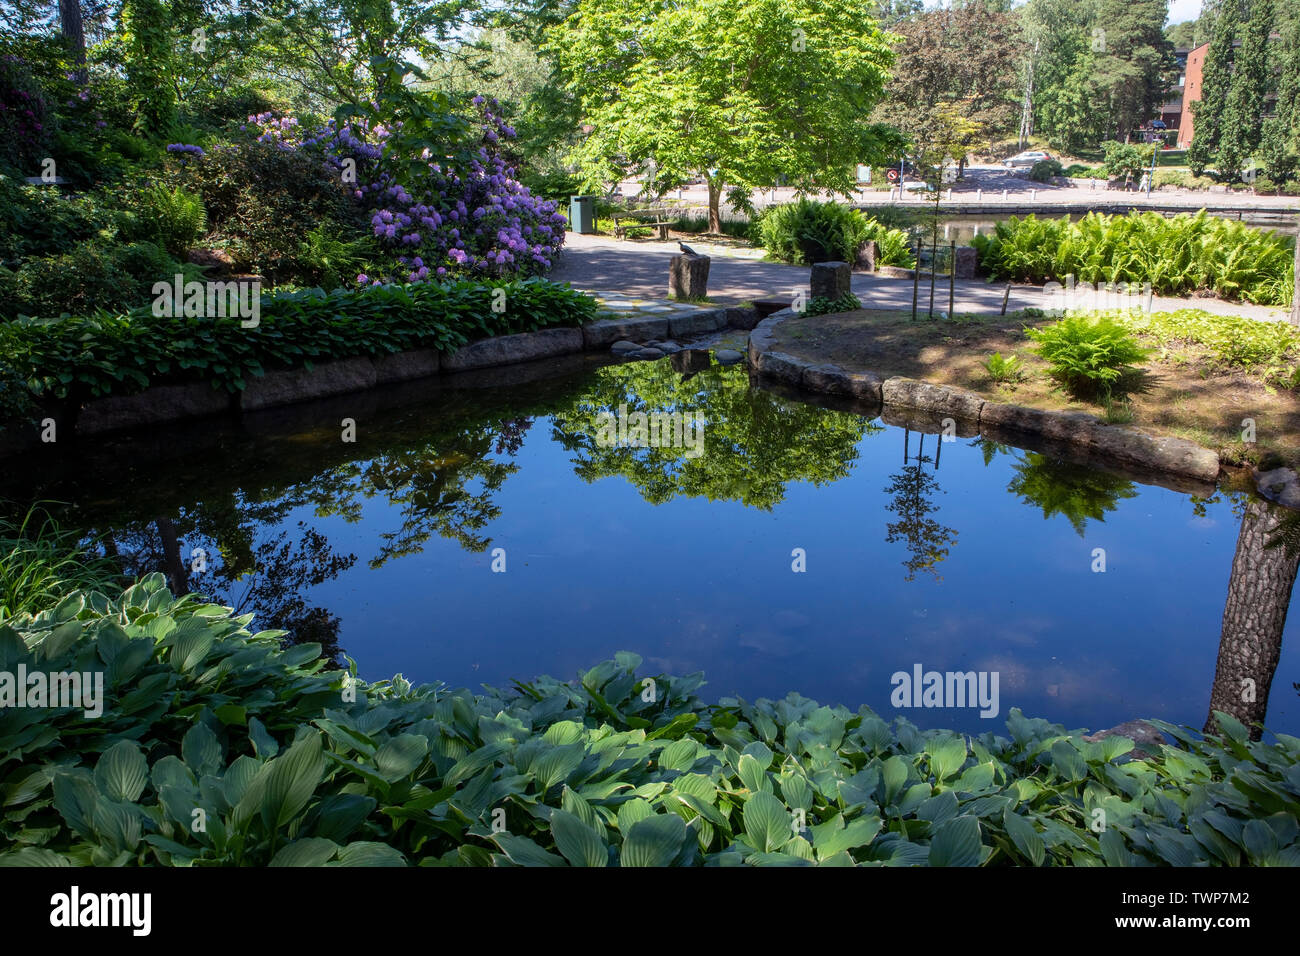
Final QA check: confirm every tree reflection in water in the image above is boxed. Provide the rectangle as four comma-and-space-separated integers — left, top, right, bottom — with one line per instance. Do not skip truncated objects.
883, 429, 957, 581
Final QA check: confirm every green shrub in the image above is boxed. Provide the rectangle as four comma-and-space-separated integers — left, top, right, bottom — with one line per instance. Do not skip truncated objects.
1027, 315, 1151, 400
972, 211, 1295, 307
759, 200, 915, 268
983, 351, 1025, 384
0, 176, 124, 267
1100, 141, 1152, 181
0, 239, 178, 319
805, 291, 862, 316
0, 278, 600, 400
176, 140, 362, 282
2, 576, 1298, 867
1028, 159, 1063, 183
759, 199, 867, 264
1064, 164, 1104, 179
137, 183, 208, 257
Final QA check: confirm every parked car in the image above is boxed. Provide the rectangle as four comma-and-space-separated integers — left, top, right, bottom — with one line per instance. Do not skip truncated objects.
1003, 150, 1053, 169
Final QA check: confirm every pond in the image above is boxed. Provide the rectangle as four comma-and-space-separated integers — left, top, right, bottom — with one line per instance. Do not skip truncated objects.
8, 353, 1299, 737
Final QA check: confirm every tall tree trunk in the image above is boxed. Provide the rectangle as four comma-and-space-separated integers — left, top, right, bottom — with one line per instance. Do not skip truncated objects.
1291, 215, 1299, 327
1018, 46, 1036, 149
705, 175, 721, 235
1204, 499, 1300, 739
155, 518, 190, 595
59, 0, 86, 84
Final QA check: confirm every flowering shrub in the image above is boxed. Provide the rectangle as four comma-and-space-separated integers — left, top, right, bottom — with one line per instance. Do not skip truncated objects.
238, 97, 567, 284
0, 55, 52, 174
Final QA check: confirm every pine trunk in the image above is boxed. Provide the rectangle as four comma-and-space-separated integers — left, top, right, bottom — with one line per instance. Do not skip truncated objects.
59, 0, 86, 82
1204, 499, 1300, 738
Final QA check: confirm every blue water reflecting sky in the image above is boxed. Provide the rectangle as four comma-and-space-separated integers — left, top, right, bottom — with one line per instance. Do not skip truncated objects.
300, 406, 1298, 737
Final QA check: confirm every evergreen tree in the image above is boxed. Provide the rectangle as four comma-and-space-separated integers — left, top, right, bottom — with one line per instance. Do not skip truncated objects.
1187, 0, 1240, 174
1260, 9, 1300, 183
1218, 0, 1275, 180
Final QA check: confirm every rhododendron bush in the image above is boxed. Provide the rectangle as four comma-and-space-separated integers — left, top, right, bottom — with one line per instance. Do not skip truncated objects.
226, 92, 567, 286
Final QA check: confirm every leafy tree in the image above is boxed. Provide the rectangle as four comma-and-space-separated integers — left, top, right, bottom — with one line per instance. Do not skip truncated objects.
1259, 4, 1299, 185
1015, 0, 1105, 152
873, 1, 1021, 173
546, 0, 897, 233
1090, 0, 1174, 142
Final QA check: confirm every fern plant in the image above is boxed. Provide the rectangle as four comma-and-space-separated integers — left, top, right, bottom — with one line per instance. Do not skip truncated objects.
139, 183, 208, 257
983, 351, 1025, 385
1026, 315, 1151, 400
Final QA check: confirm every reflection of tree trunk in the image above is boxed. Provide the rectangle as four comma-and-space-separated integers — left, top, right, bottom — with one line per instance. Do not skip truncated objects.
155, 518, 189, 595
1204, 499, 1300, 739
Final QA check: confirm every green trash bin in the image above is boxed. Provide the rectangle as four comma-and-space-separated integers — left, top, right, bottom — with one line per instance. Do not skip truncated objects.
568, 195, 596, 234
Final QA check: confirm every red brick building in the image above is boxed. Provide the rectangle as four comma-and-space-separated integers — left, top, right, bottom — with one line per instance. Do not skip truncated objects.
1177, 42, 1210, 148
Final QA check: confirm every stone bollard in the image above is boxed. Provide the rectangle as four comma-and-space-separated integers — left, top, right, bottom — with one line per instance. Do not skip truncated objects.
854, 240, 878, 273
953, 246, 979, 279
811, 261, 851, 300
669, 253, 711, 300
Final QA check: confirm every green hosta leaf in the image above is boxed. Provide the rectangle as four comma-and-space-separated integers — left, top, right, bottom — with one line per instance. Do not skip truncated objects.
813, 813, 883, 858
617, 797, 654, 835
334, 842, 407, 867
533, 743, 585, 793
928, 815, 982, 867
621, 813, 688, 867
492, 833, 566, 867
881, 754, 910, 805
659, 738, 701, 772
235, 732, 325, 830
248, 717, 279, 759
743, 790, 792, 853
737, 753, 770, 794
926, 735, 968, 782
182, 722, 224, 778
270, 838, 340, 867
1002, 810, 1045, 866
374, 734, 429, 782
93, 740, 148, 803
550, 808, 609, 867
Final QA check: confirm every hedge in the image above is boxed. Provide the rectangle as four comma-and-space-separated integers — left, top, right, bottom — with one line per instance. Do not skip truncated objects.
1, 575, 1297, 867
0, 278, 600, 403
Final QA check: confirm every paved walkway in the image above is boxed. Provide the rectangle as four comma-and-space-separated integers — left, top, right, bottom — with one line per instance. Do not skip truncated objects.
553, 232, 1291, 324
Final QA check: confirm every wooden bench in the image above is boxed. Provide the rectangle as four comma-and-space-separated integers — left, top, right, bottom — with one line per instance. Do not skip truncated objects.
613, 215, 673, 241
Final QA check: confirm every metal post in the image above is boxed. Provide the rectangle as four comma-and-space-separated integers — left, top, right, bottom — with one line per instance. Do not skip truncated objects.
911, 242, 920, 321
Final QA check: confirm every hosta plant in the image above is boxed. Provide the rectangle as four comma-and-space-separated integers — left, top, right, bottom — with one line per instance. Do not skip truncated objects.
2, 577, 1298, 867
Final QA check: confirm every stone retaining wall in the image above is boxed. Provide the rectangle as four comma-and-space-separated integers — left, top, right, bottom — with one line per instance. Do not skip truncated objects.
747, 309, 1222, 483
0, 306, 758, 454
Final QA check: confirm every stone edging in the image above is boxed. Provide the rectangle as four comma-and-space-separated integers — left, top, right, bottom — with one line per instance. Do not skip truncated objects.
0, 306, 760, 454
747, 308, 1222, 483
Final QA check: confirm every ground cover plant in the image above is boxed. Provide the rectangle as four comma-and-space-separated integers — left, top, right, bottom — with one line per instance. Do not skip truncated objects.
0, 278, 599, 403
0, 574, 1296, 867
972, 211, 1296, 307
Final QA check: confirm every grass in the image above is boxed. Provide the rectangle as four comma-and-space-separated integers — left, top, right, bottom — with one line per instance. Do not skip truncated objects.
0, 503, 121, 618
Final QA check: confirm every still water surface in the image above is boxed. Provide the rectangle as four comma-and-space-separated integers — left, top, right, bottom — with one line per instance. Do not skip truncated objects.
11, 356, 1298, 736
